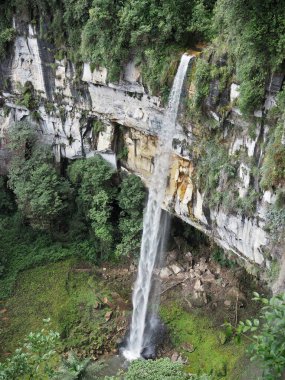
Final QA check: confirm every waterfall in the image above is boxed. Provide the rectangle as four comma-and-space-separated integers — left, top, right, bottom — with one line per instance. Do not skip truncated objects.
123, 54, 192, 361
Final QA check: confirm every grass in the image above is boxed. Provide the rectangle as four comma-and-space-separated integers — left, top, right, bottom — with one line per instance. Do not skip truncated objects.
0, 259, 118, 361
0, 215, 90, 299
160, 303, 247, 380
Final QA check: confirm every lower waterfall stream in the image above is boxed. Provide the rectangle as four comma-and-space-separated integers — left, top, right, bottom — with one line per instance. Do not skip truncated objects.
123, 54, 193, 360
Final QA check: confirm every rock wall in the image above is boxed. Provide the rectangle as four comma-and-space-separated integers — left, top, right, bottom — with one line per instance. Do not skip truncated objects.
0, 20, 283, 270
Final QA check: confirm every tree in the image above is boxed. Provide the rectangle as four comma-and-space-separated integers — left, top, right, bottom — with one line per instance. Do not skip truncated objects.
89, 190, 114, 260
116, 174, 145, 257
68, 156, 117, 260
7, 122, 72, 230
68, 155, 116, 213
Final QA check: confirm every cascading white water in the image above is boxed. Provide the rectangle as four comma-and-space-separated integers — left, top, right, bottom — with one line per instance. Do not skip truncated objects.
123, 54, 192, 361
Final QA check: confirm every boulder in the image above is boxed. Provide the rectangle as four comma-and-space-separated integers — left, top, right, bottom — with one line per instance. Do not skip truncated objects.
177, 355, 188, 364
185, 252, 193, 264
224, 300, 231, 307
160, 267, 173, 279
197, 258, 208, 273
129, 263, 136, 271
171, 352, 179, 362
170, 263, 184, 275
194, 279, 204, 292
202, 270, 216, 284
105, 311, 113, 321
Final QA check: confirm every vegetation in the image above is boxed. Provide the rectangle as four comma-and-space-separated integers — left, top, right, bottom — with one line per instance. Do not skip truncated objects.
0, 2, 285, 379
106, 358, 212, 380
160, 303, 246, 379
0, 0, 214, 95
116, 174, 145, 258
68, 155, 117, 260
0, 320, 60, 380
0, 4, 14, 58
0, 0, 284, 113
261, 123, 285, 190
0, 259, 120, 359
225, 293, 285, 380
214, 0, 285, 115
7, 121, 72, 230
0, 121, 145, 297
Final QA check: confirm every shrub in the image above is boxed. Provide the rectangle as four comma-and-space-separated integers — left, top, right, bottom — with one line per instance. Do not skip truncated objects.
261, 123, 285, 190
0, 28, 15, 58
0, 320, 60, 380
226, 293, 285, 380
104, 358, 212, 380
192, 58, 211, 109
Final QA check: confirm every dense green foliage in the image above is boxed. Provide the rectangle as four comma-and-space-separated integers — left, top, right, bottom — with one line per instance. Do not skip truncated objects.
80, 0, 212, 85
0, 321, 60, 380
0, 214, 78, 298
0, 177, 14, 214
106, 358, 211, 380
266, 192, 285, 243
214, 0, 285, 115
0, 0, 213, 95
7, 122, 72, 230
68, 157, 145, 260
227, 293, 285, 380
0, 121, 145, 296
116, 174, 145, 257
67, 155, 117, 259
1, 0, 284, 111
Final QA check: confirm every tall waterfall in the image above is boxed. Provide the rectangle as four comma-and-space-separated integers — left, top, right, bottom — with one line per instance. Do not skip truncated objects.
123, 54, 192, 360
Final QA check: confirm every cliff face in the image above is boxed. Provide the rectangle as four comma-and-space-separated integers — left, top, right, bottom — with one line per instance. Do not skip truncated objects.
0, 20, 283, 270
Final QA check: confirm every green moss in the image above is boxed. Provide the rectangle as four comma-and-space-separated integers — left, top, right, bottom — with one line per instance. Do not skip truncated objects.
0, 259, 119, 360
160, 303, 247, 380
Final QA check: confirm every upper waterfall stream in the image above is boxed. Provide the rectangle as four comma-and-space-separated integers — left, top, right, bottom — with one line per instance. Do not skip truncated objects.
123, 54, 193, 360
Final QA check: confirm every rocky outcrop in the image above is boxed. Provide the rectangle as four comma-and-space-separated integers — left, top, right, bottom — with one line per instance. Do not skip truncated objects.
0, 20, 283, 269
0, 20, 163, 164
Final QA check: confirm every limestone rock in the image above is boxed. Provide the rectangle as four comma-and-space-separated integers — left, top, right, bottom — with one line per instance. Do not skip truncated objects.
170, 263, 184, 275
194, 279, 204, 292
177, 355, 187, 364
203, 271, 216, 284
185, 252, 193, 263
160, 267, 173, 279
105, 311, 113, 322
171, 352, 179, 362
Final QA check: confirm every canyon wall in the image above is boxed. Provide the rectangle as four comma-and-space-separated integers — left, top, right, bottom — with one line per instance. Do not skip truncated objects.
0, 20, 283, 270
